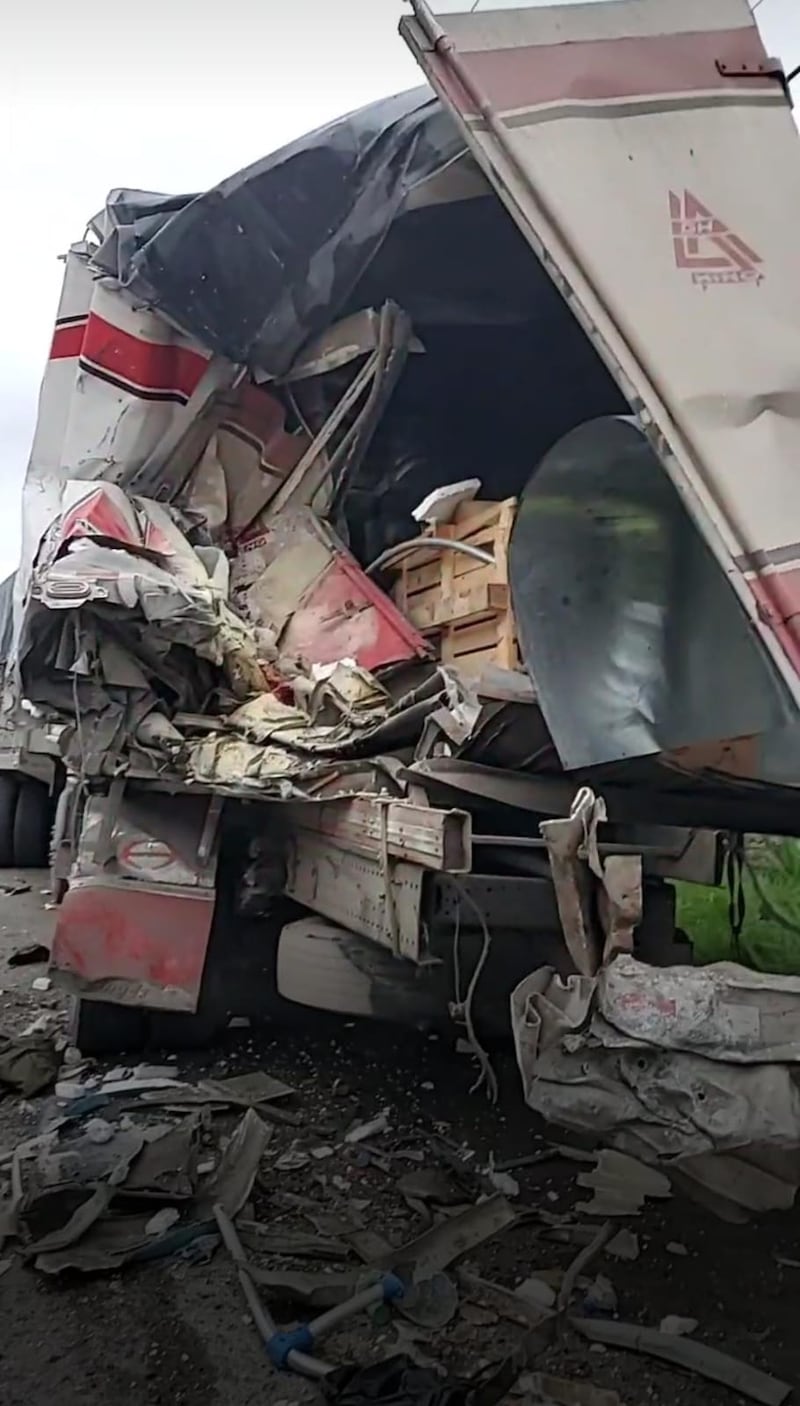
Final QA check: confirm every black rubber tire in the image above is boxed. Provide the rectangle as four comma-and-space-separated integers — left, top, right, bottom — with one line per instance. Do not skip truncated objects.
0, 774, 18, 867
148, 1009, 224, 1050
69, 997, 149, 1056
13, 778, 53, 868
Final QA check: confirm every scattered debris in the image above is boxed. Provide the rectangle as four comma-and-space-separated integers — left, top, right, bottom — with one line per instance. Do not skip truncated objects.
145, 1206, 181, 1236
605, 1229, 640, 1262
557, 1221, 612, 1313
322, 1352, 523, 1406
251, 1267, 383, 1311
85, 1117, 115, 1144
486, 1167, 520, 1198
394, 1196, 517, 1280
275, 1149, 311, 1171
515, 1276, 556, 1311
516, 1372, 622, 1406
31, 976, 51, 993
7, 942, 49, 967
456, 1268, 553, 1330
400, 1271, 459, 1329
573, 1318, 792, 1406
659, 1315, 699, 1336
395, 1169, 466, 1206
576, 1150, 671, 1217
344, 1112, 389, 1144
666, 1241, 689, 1257
0, 1029, 60, 1096
583, 1274, 617, 1316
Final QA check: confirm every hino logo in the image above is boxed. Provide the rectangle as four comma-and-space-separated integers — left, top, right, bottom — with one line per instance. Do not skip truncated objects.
669, 189, 763, 288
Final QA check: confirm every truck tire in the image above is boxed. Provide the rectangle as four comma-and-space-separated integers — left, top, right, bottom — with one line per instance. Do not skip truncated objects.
0, 774, 18, 867
148, 1010, 223, 1050
69, 997, 149, 1056
13, 778, 52, 868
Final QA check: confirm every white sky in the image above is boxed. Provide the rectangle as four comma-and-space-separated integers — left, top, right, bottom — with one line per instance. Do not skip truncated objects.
0, 0, 798, 579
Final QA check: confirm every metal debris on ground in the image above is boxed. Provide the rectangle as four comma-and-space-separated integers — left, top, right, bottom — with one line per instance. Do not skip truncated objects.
605, 1229, 639, 1262
344, 1113, 390, 1145
575, 1150, 671, 1218
659, 1315, 699, 1336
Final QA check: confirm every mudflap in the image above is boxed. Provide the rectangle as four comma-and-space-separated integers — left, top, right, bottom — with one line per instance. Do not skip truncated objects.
50, 876, 215, 1013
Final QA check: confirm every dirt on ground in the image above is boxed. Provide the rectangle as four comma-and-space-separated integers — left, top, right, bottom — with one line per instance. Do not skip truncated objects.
0, 874, 799, 1406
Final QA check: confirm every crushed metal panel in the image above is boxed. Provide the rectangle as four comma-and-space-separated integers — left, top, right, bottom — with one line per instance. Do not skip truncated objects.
50, 877, 214, 1012
510, 958, 800, 1167
400, 0, 800, 721
284, 831, 424, 960
283, 797, 472, 873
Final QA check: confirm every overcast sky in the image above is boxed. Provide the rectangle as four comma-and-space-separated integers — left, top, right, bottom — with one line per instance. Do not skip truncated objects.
1, 0, 798, 579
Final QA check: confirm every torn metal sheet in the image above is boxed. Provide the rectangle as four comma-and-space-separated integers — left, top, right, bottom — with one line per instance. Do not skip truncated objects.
598, 955, 800, 1064
511, 960, 800, 1176
393, 1195, 517, 1280
120, 1117, 199, 1201
249, 1266, 385, 1310
31, 1107, 267, 1275
238, 1223, 351, 1261
25, 1184, 113, 1257
198, 1108, 270, 1219
285, 307, 425, 383
38, 1127, 145, 1189
540, 788, 604, 977
575, 1151, 671, 1219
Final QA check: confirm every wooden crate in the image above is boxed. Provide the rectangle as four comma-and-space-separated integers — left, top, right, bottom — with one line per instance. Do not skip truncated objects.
391, 498, 519, 675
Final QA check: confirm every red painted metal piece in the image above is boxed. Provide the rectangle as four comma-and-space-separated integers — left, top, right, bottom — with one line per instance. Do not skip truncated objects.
282, 548, 430, 673
50, 877, 214, 1012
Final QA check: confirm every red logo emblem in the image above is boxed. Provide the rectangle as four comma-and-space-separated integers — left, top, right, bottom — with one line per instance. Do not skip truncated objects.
670, 189, 763, 288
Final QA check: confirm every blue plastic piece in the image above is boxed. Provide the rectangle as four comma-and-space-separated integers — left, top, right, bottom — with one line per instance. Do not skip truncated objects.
266, 1325, 314, 1369
381, 1273, 405, 1303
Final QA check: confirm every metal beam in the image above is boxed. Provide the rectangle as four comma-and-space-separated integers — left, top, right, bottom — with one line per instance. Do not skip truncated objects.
283, 797, 471, 874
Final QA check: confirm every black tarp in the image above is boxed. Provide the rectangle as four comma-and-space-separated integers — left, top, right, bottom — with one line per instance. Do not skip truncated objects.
93, 89, 464, 378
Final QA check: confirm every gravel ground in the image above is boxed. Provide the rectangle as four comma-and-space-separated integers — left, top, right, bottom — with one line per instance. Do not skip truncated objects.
0, 875, 799, 1406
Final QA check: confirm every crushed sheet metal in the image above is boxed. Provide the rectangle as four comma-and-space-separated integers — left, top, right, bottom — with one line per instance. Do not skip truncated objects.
511, 961, 800, 1180
598, 955, 800, 1063
393, 1194, 517, 1280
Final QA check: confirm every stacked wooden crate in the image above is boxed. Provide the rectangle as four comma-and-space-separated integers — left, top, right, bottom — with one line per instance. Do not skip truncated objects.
390, 498, 519, 677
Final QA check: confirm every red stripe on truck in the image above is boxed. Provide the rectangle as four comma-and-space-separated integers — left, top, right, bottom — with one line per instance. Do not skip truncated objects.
50, 311, 210, 402
430, 25, 773, 118
748, 569, 800, 679
50, 320, 88, 360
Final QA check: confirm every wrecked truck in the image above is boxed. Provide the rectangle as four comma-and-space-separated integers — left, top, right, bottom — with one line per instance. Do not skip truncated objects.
11, 0, 800, 1069
0, 572, 63, 868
